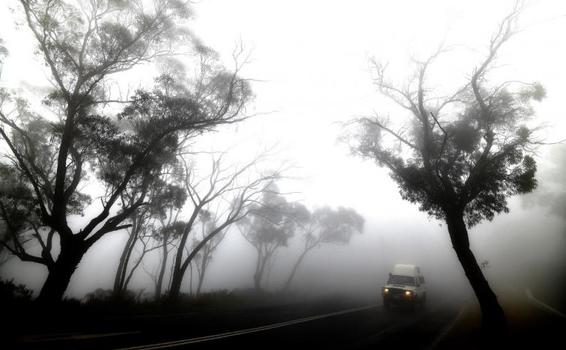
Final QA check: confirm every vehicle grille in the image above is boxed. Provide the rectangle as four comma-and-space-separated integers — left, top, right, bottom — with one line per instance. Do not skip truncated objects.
388, 288, 405, 296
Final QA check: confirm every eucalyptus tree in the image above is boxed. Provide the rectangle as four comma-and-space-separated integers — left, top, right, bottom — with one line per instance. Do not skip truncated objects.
348, 3, 542, 333
0, 0, 252, 302
283, 206, 364, 291
238, 187, 309, 291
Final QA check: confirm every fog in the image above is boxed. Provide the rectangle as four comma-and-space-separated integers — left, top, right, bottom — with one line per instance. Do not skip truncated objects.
1, 0, 565, 313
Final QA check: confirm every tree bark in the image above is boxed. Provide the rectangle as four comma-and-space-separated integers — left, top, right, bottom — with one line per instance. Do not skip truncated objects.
36, 239, 84, 303
168, 269, 184, 300
445, 210, 506, 335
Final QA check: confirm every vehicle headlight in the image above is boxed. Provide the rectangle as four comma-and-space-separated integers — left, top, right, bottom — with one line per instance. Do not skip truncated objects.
383, 288, 389, 293
404, 290, 412, 296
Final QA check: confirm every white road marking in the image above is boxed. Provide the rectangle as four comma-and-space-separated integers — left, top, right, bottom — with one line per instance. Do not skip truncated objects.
526, 289, 566, 319
115, 304, 380, 350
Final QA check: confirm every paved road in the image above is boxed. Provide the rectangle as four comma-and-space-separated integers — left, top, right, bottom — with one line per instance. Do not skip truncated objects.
14, 300, 462, 350
167, 304, 460, 350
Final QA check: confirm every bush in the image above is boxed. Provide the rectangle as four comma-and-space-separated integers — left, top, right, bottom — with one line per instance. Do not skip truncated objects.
0, 278, 33, 302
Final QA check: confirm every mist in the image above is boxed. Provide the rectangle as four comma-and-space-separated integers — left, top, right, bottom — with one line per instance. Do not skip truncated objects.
1, 0, 565, 348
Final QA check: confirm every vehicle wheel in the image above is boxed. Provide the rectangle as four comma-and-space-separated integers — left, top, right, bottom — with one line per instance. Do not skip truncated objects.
383, 300, 391, 310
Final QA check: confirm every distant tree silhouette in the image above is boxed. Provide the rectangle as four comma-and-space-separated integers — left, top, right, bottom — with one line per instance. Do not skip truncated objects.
349, 2, 542, 334
283, 207, 364, 291
525, 146, 566, 221
0, 0, 251, 303
238, 185, 308, 291
0, 37, 7, 79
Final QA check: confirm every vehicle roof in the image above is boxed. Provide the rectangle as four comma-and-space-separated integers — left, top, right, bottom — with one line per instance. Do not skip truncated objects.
391, 264, 421, 276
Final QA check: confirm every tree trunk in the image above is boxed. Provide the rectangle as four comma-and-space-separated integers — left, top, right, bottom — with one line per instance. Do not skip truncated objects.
283, 249, 309, 292
195, 246, 211, 296
155, 233, 169, 299
113, 228, 138, 295
37, 240, 84, 303
253, 270, 262, 291
196, 262, 206, 296
188, 263, 194, 296
253, 251, 267, 291
169, 267, 184, 300
169, 209, 201, 300
123, 246, 149, 291
445, 211, 506, 335
168, 221, 232, 300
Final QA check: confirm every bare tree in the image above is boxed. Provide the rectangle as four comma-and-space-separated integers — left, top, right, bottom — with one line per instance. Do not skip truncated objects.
348, 2, 542, 333
167, 154, 281, 300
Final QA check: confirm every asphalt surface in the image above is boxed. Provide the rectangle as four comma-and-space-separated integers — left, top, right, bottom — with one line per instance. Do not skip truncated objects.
11, 299, 462, 350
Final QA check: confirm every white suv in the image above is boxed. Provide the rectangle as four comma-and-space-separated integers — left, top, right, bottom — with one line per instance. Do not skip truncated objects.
382, 264, 426, 310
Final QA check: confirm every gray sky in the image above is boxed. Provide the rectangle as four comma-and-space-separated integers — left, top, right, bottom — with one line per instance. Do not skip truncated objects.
1, 0, 565, 299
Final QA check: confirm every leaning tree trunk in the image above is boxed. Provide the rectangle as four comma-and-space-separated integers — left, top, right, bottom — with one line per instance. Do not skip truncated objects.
155, 233, 170, 299
445, 210, 506, 335
168, 222, 231, 300
282, 249, 309, 292
37, 239, 85, 303
195, 255, 210, 296
253, 252, 268, 291
252, 249, 262, 291
113, 228, 138, 295
168, 268, 185, 300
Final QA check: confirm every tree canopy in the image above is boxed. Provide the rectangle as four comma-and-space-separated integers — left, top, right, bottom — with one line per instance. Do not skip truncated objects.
351, 8, 542, 226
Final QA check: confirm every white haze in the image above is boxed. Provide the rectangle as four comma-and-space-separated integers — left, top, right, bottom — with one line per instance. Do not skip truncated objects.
0, 0, 565, 303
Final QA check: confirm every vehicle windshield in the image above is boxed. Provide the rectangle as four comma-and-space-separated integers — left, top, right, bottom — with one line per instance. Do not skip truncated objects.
388, 275, 415, 286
